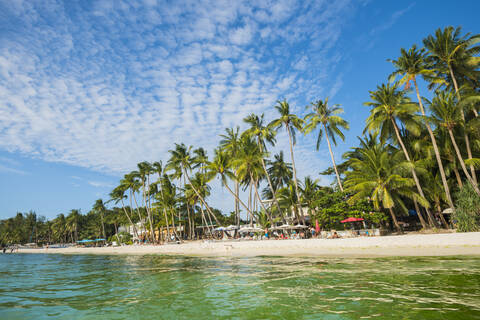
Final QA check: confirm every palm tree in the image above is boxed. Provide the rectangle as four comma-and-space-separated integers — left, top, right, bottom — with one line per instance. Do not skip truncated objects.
208, 148, 255, 218
243, 113, 282, 215
121, 172, 146, 237
344, 138, 427, 232
52, 213, 67, 243
424, 26, 480, 182
108, 185, 138, 239
365, 82, 437, 228
265, 151, 293, 194
427, 91, 480, 196
389, 45, 455, 212
300, 176, 320, 221
269, 99, 304, 217
152, 161, 173, 240
233, 137, 270, 225
219, 127, 242, 225
304, 98, 349, 191
66, 209, 81, 242
136, 161, 155, 243
167, 143, 219, 225
92, 199, 106, 239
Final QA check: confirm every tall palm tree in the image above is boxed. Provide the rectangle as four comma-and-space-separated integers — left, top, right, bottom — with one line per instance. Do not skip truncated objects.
424, 26, 480, 182
365, 82, 437, 228
389, 45, 455, 211
344, 139, 427, 232
300, 176, 320, 221
233, 137, 270, 225
243, 113, 282, 215
427, 91, 480, 196
66, 209, 81, 243
266, 151, 293, 193
207, 148, 254, 218
219, 127, 242, 225
304, 98, 349, 191
152, 161, 173, 240
269, 99, 304, 217
108, 185, 138, 239
121, 172, 145, 237
137, 161, 155, 243
92, 199, 106, 239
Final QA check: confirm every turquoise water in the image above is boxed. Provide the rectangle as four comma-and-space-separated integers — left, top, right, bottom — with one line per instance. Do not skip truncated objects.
1, 254, 479, 319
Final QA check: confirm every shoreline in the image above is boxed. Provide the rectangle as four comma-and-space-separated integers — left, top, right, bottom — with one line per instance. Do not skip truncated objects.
16, 232, 480, 257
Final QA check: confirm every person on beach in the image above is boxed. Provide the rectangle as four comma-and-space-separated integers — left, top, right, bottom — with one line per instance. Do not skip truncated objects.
332, 232, 340, 239
2, 247, 6, 254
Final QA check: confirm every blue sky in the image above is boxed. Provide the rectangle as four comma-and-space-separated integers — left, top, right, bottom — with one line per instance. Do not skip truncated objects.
1, 0, 479, 219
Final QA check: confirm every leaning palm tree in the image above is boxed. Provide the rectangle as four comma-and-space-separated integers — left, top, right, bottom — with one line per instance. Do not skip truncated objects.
424, 26, 480, 182
233, 137, 270, 225
108, 185, 138, 239
243, 113, 282, 215
269, 100, 304, 214
389, 45, 455, 211
207, 148, 254, 218
427, 91, 480, 196
167, 143, 219, 225
364, 82, 437, 227
344, 139, 427, 232
304, 98, 349, 191
219, 127, 242, 225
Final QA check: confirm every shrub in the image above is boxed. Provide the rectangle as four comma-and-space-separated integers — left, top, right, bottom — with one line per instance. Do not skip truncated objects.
453, 183, 480, 232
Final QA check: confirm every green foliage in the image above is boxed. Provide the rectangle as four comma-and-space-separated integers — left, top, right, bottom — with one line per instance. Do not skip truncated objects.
310, 188, 387, 230
453, 183, 480, 232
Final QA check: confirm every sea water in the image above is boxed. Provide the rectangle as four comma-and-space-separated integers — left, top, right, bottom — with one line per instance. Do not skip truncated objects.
0, 254, 479, 319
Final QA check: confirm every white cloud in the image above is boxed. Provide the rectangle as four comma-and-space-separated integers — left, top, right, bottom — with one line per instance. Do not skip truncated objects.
0, 0, 357, 212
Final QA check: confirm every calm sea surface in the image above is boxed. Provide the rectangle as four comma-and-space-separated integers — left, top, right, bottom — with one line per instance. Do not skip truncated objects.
0, 254, 479, 319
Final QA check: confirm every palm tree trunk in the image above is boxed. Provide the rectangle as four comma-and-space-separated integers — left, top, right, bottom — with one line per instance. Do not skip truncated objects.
388, 207, 402, 233
258, 139, 283, 215
413, 199, 428, 230
435, 200, 449, 229
448, 128, 480, 196
120, 198, 139, 239
235, 179, 240, 226
131, 191, 145, 239
453, 167, 463, 187
448, 65, 478, 184
286, 125, 303, 221
391, 118, 436, 228
100, 211, 106, 240
163, 207, 170, 240
248, 183, 253, 226
323, 124, 344, 192
223, 178, 255, 217
414, 78, 455, 211
250, 174, 273, 226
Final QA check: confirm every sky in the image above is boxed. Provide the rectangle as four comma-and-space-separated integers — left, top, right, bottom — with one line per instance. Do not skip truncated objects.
1, 0, 479, 219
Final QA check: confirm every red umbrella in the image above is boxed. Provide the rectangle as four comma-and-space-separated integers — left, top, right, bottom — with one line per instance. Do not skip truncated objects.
341, 217, 364, 223
315, 219, 320, 233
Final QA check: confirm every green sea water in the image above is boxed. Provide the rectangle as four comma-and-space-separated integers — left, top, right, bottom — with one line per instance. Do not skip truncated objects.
0, 254, 479, 319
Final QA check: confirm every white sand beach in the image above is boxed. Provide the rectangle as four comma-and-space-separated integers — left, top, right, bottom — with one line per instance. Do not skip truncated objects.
17, 232, 480, 257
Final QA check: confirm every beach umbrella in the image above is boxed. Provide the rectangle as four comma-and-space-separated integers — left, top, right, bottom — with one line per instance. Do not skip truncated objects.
315, 219, 320, 233
294, 224, 308, 229
340, 217, 364, 223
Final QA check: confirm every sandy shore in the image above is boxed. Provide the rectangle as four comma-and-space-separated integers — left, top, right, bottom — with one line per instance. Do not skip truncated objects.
17, 232, 480, 257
